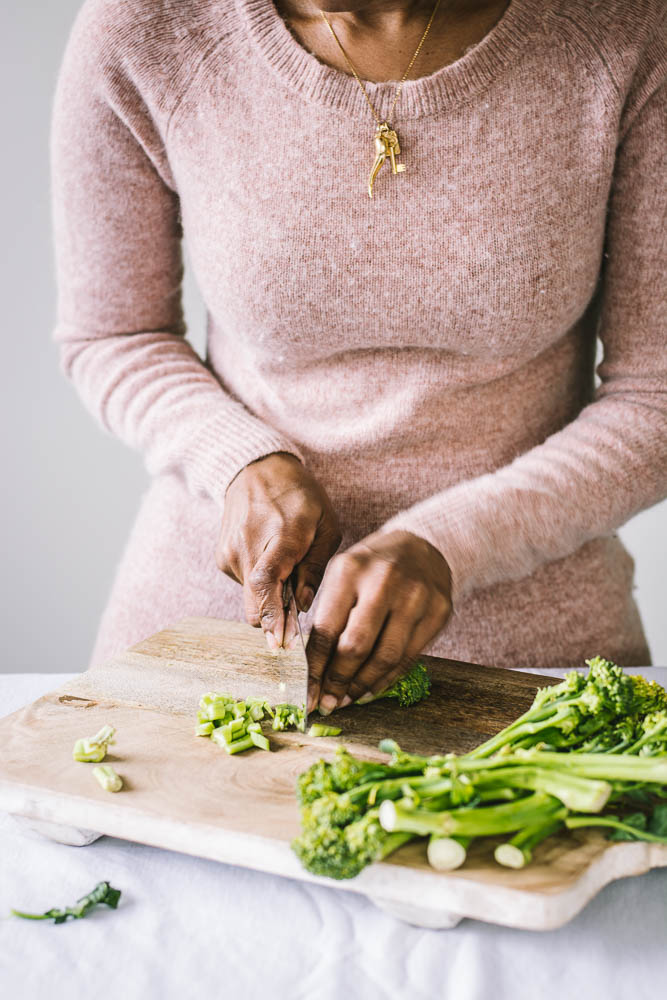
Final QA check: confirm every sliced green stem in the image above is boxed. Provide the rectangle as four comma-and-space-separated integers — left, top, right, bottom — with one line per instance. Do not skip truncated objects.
494, 817, 565, 869
565, 815, 667, 843
380, 791, 563, 838
427, 835, 471, 871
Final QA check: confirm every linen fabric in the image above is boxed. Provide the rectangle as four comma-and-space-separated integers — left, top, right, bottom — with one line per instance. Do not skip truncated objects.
49, 0, 667, 669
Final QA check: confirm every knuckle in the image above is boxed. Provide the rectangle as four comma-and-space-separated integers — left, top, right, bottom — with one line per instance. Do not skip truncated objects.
355, 664, 386, 689
259, 607, 278, 627
336, 631, 373, 661
347, 681, 366, 701
215, 540, 232, 573
307, 628, 336, 660
406, 579, 430, 605
374, 647, 403, 671
432, 590, 453, 618
329, 552, 353, 576
323, 669, 351, 690
247, 563, 275, 592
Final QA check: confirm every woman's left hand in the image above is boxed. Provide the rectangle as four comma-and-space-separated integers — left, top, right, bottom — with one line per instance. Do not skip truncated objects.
306, 529, 453, 715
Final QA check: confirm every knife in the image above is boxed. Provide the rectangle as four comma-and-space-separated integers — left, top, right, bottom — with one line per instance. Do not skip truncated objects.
275, 576, 309, 726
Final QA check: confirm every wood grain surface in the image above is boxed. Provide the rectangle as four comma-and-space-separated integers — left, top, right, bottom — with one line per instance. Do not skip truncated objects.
0, 616, 665, 930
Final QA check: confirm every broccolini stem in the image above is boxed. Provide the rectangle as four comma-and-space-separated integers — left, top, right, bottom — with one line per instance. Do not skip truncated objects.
564, 815, 667, 843
462, 765, 611, 813
380, 792, 563, 838
509, 751, 667, 784
434, 751, 667, 785
467, 703, 585, 759
494, 817, 565, 869
427, 835, 471, 871
376, 831, 415, 861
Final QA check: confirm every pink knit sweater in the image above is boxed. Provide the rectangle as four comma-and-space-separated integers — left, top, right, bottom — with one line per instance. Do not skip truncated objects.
51, 0, 666, 670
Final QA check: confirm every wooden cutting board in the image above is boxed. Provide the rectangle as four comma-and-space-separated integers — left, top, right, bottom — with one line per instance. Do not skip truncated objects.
1, 616, 665, 930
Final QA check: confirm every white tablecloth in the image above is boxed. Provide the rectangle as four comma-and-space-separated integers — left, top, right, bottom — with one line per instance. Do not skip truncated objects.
1, 672, 666, 1000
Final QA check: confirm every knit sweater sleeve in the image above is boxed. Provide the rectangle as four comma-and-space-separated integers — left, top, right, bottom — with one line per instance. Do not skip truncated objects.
50, 1, 303, 509
378, 50, 667, 606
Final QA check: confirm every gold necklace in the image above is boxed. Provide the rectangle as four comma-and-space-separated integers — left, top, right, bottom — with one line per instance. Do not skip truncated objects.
319, 0, 444, 197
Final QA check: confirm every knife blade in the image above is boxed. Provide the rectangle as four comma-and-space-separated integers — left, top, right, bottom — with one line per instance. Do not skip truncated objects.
276, 576, 309, 726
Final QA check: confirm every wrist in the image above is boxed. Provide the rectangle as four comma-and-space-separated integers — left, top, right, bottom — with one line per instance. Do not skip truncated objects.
225, 450, 304, 497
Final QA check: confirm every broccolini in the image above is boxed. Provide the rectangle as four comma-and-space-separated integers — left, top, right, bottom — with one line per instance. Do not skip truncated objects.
292, 657, 667, 880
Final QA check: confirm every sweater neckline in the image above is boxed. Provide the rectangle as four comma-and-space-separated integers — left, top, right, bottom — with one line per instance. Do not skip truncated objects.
235, 0, 546, 119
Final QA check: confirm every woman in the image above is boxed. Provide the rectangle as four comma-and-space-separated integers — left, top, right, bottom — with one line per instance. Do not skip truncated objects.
51, 0, 666, 713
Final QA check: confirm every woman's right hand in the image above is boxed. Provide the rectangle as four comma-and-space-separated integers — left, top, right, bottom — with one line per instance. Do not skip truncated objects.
215, 452, 342, 648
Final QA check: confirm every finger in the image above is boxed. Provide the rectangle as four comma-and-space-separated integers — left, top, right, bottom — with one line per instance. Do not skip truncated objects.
345, 581, 430, 699
294, 517, 342, 612
248, 535, 307, 645
305, 563, 356, 713
282, 579, 300, 649
317, 598, 390, 714
365, 595, 451, 699
344, 610, 414, 702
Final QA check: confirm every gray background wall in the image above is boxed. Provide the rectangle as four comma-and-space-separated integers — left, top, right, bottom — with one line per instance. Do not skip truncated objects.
2, 3, 665, 675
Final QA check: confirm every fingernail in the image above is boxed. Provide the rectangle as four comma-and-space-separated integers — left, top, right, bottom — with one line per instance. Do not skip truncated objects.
339, 695, 352, 708
356, 692, 375, 705
318, 694, 337, 716
265, 631, 278, 651
300, 587, 314, 613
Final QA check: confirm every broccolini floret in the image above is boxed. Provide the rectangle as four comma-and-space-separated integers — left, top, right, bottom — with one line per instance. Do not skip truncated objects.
291, 808, 414, 880
469, 658, 654, 758
357, 661, 431, 709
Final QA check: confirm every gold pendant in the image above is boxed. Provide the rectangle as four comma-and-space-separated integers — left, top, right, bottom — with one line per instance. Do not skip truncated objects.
368, 122, 406, 198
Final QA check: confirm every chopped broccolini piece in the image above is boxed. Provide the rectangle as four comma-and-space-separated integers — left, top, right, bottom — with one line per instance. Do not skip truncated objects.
11, 881, 121, 924
249, 731, 271, 751
308, 724, 342, 738
272, 704, 306, 732
225, 734, 255, 755
72, 738, 107, 763
72, 724, 116, 762
195, 691, 308, 754
92, 764, 123, 793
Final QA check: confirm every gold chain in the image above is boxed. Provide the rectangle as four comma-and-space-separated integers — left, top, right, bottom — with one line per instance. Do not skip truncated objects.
319, 0, 444, 128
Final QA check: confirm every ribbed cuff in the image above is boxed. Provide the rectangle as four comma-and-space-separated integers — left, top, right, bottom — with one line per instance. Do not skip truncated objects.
377, 483, 505, 608
378, 516, 469, 610
183, 409, 305, 509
